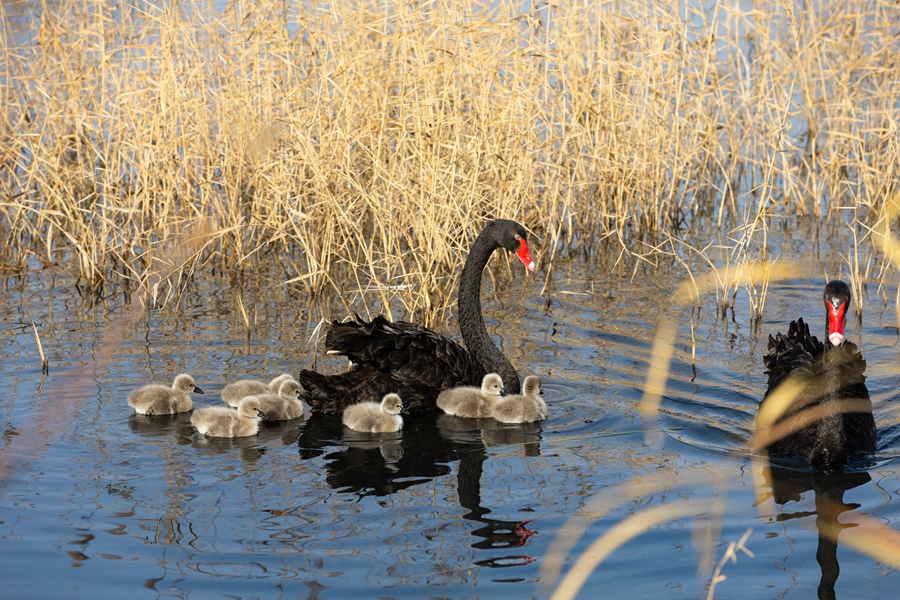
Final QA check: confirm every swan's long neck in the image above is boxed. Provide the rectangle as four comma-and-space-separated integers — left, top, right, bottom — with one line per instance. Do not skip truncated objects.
808, 345, 847, 465
458, 231, 521, 394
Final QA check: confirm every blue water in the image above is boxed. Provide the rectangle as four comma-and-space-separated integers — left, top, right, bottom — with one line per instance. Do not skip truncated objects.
2, 255, 899, 599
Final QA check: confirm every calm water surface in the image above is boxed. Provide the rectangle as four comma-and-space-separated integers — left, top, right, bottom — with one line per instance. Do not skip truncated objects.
2, 255, 900, 599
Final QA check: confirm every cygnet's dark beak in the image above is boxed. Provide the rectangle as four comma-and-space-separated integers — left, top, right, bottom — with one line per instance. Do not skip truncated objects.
258, 410, 268, 421
499, 388, 507, 396
540, 390, 544, 395
400, 407, 410, 415
193, 386, 204, 395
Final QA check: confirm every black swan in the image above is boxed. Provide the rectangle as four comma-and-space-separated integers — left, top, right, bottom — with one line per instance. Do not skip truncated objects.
757, 280, 876, 465
299, 219, 535, 413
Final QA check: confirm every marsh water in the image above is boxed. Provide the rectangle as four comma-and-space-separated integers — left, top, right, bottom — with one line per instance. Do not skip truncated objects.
2, 234, 900, 600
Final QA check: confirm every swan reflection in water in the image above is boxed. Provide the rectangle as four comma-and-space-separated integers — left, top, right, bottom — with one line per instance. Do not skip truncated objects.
297, 411, 542, 560
436, 414, 541, 558
761, 462, 872, 600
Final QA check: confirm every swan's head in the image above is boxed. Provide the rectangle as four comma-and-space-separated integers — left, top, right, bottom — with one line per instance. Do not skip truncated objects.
278, 380, 302, 398
239, 396, 267, 421
174, 374, 203, 395
523, 376, 543, 398
824, 280, 851, 346
490, 219, 536, 272
381, 393, 407, 415
481, 373, 506, 396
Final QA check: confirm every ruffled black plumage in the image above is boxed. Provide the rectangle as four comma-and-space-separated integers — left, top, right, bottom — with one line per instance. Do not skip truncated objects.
759, 314, 876, 465
299, 317, 486, 413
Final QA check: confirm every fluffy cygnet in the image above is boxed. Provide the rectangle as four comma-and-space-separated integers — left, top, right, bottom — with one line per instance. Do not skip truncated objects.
436, 373, 505, 418
254, 380, 304, 421
342, 393, 407, 433
492, 376, 547, 423
221, 373, 295, 407
191, 397, 267, 437
128, 374, 203, 415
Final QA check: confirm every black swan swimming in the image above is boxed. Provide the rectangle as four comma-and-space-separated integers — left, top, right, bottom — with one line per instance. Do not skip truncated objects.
757, 280, 876, 465
299, 219, 536, 413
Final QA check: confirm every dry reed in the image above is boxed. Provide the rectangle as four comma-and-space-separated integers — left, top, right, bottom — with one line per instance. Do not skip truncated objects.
0, 0, 897, 323
29, 317, 47, 372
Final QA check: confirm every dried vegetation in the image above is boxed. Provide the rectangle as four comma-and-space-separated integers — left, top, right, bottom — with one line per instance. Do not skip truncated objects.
0, 0, 897, 322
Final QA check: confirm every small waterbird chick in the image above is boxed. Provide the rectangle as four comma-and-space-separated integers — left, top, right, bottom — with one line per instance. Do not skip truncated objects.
436, 373, 505, 418
191, 397, 267, 438
342, 393, 407, 433
222, 373, 295, 407
253, 380, 304, 421
492, 376, 547, 423
128, 374, 203, 415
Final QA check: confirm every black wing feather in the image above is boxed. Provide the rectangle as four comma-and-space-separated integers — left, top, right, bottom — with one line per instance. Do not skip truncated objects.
302, 316, 486, 413
759, 318, 875, 458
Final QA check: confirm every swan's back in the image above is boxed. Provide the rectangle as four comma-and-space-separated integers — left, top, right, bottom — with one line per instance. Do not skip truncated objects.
762, 319, 824, 393
192, 397, 267, 437
493, 376, 547, 423
759, 317, 875, 459
128, 374, 202, 415
301, 315, 485, 413
342, 393, 405, 433
256, 380, 304, 421
436, 373, 504, 418
222, 373, 295, 407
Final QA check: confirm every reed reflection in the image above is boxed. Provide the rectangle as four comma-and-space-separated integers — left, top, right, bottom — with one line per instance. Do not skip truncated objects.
297, 411, 542, 558
763, 463, 872, 600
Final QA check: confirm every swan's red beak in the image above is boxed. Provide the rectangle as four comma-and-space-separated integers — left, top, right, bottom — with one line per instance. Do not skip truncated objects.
516, 238, 536, 272
827, 300, 847, 346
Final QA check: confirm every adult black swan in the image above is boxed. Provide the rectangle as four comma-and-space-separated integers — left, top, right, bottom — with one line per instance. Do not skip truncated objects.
299, 219, 536, 413
756, 280, 876, 466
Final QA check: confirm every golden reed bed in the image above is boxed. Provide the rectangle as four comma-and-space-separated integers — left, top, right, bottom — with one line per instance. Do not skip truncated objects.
0, 0, 897, 321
